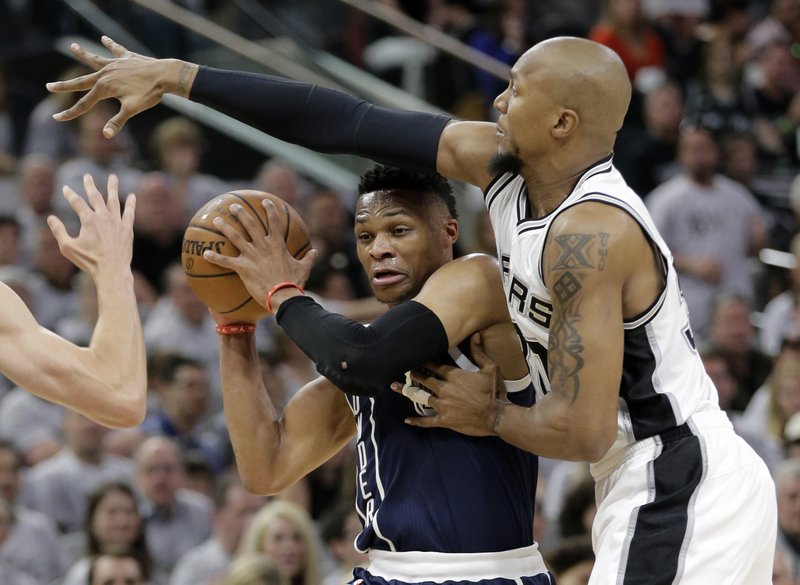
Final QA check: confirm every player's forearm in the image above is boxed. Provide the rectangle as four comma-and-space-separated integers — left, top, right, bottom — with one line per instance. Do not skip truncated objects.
83, 270, 147, 427
491, 393, 614, 462
276, 296, 448, 395
219, 333, 292, 494
189, 66, 450, 171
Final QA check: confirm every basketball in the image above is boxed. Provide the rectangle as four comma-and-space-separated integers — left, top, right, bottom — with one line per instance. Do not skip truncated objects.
182, 190, 311, 322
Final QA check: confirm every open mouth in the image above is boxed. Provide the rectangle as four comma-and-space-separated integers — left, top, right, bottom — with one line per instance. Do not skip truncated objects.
372, 268, 406, 286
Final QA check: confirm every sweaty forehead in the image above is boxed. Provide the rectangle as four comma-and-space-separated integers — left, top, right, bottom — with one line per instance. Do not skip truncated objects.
356, 190, 428, 221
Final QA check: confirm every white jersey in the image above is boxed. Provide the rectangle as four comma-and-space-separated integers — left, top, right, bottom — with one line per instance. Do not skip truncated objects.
484, 156, 720, 473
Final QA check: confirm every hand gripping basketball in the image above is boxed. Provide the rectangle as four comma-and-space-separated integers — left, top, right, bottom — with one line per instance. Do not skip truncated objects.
183, 190, 314, 321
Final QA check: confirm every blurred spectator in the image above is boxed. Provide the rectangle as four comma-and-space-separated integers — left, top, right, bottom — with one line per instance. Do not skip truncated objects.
61, 481, 152, 585
130, 172, 186, 295
739, 339, 800, 448
278, 445, 356, 522
699, 344, 739, 412
24, 410, 135, 534
746, 41, 800, 168
133, 436, 213, 579
143, 263, 220, 402
644, 0, 708, 86
0, 385, 64, 466
527, 1, 601, 41
424, 0, 485, 117
13, 154, 57, 269
223, 553, 282, 585
543, 535, 595, 585
0, 63, 18, 177
589, 0, 666, 88
171, 475, 266, 585
700, 344, 783, 473
150, 116, 228, 215
54, 271, 98, 346
182, 451, 216, 499
683, 34, 756, 136
319, 501, 368, 585
775, 541, 800, 585
746, 0, 800, 63
464, 0, 528, 119
647, 125, 766, 341
238, 499, 322, 585
556, 475, 596, 541
28, 223, 80, 330
0, 214, 20, 266
0, 441, 68, 585
776, 458, 800, 577
22, 65, 89, 162
305, 189, 370, 298
784, 411, 800, 459
53, 101, 141, 218
88, 547, 149, 585
140, 352, 225, 474
707, 292, 773, 411
253, 160, 312, 211
615, 80, 684, 197
0, 498, 36, 585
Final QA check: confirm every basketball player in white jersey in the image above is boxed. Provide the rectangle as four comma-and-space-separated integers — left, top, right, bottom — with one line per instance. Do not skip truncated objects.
48, 34, 776, 583
0, 174, 146, 427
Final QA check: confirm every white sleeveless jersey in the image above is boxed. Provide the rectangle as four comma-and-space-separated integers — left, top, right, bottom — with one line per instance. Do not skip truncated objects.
484, 156, 720, 470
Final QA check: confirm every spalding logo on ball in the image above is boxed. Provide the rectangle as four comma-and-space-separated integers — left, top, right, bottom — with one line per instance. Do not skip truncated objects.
182, 190, 311, 322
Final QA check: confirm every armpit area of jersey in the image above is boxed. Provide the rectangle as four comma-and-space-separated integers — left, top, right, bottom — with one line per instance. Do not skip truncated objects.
276, 296, 449, 395
190, 66, 451, 171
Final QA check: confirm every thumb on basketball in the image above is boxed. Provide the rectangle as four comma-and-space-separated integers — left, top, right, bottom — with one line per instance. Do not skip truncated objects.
297, 248, 319, 282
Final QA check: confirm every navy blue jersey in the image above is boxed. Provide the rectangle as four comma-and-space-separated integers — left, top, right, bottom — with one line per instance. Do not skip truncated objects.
345, 348, 537, 554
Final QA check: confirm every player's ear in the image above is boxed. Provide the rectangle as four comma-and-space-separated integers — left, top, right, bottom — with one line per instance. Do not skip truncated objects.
443, 218, 458, 246
552, 107, 578, 138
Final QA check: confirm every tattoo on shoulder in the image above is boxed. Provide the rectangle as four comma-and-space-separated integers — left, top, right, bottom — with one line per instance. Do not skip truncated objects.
547, 231, 611, 405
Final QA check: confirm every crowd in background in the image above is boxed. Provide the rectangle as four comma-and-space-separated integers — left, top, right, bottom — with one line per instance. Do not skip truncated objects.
0, 0, 800, 584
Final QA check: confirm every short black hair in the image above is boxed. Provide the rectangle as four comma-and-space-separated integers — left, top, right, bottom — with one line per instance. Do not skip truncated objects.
358, 165, 458, 220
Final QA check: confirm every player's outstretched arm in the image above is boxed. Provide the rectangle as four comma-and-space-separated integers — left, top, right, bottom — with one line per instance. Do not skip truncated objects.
48, 37, 497, 188
0, 174, 146, 428
218, 330, 355, 495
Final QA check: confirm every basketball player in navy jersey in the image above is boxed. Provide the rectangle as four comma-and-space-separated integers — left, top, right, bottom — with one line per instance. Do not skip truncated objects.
49, 34, 776, 583
212, 166, 550, 584
0, 174, 146, 427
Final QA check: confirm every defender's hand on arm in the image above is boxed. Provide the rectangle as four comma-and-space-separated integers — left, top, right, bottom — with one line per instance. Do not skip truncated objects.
398, 333, 506, 437
46, 36, 197, 138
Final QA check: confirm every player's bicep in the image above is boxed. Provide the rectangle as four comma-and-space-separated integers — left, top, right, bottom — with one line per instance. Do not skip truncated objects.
437, 121, 496, 189
413, 254, 509, 347
280, 376, 355, 471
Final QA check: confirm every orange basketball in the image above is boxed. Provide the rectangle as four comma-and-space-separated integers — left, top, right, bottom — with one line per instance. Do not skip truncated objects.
182, 190, 311, 322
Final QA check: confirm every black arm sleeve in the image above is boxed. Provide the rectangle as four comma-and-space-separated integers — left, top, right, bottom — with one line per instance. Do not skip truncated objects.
275, 295, 449, 396
190, 66, 451, 171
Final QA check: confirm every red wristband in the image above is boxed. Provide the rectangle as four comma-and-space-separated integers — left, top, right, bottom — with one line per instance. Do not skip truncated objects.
266, 281, 305, 314
215, 323, 256, 335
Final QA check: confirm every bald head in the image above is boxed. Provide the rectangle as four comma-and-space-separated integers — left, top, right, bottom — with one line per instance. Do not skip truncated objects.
519, 37, 631, 145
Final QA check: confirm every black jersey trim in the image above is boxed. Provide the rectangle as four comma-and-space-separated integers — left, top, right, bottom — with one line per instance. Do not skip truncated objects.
485, 173, 517, 209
